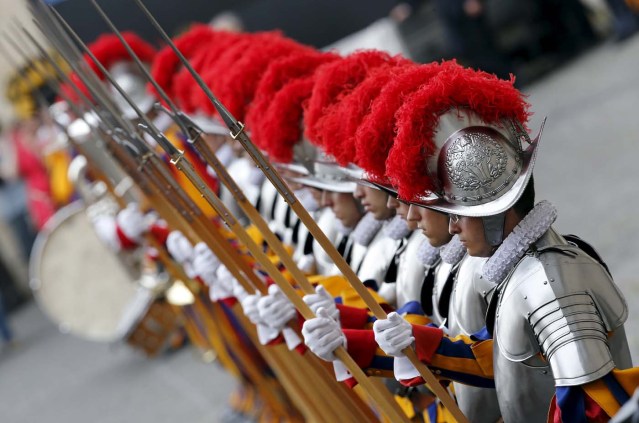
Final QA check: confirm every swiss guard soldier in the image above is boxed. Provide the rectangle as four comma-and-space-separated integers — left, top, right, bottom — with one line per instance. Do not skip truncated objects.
300, 59, 499, 422
373, 61, 638, 422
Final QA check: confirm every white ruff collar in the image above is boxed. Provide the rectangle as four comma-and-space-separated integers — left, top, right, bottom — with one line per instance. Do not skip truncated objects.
439, 235, 466, 265
335, 219, 353, 235
483, 200, 557, 285
350, 212, 384, 246
416, 238, 440, 267
383, 214, 412, 240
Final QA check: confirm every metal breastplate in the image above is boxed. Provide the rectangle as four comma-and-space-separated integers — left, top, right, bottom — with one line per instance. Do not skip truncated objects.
312, 209, 341, 276
292, 217, 312, 262
354, 227, 399, 286
220, 159, 254, 225
493, 335, 556, 423
429, 260, 450, 327
444, 256, 502, 423
449, 256, 492, 336
395, 231, 426, 308
273, 195, 294, 246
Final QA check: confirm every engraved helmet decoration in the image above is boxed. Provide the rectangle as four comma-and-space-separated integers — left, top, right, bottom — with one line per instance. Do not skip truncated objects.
386, 62, 542, 217
422, 109, 542, 217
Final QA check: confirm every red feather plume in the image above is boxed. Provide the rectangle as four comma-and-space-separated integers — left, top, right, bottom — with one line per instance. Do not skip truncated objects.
149, 24, 216, 102
203, 32, 310, 121
303, 50, 409, 149
354, 61, 450, 179
318, 62, 413, 166
246, 50, 338, 153
386, 62, 530, 200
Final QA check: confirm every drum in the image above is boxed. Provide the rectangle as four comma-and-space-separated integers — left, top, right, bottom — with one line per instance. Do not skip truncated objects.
123, 297, 180, 357
29, 201, 140, 342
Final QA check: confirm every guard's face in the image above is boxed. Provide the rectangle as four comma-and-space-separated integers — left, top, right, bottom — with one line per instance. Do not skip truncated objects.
449, 216, 493, 257
321, 191, 363, 229
387, 196, 416, 230
354, 185, 394, 220
407, 205, 451, 247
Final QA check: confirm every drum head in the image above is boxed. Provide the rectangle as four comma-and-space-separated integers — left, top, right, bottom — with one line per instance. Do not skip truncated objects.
30, 201, 140, 342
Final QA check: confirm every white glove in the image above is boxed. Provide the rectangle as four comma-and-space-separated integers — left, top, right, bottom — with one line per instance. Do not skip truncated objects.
166, 230, 196, 278
241, 291, 262, 325
302, 307, 345, 362
191, 242, 220, 286
209, 265, 240, 301
240, 291, 280, 345
257, 284, 297, 331
373, 312, 414, 357
166, 231, 194, 264
303, 285, 339, 321
282, 327, 303, 351
115, 202, 148, 243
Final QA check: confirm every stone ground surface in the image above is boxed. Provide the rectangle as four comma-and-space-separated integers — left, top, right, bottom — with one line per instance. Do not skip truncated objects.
1, 34, 639, 423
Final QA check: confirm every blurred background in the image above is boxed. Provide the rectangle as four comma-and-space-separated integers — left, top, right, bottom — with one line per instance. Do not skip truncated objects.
0, 0, 638, 421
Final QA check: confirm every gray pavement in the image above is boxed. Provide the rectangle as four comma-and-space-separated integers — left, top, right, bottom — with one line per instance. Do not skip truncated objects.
1, 33, 639, 423
0, 303, 236, 423
524, 36, 639, 360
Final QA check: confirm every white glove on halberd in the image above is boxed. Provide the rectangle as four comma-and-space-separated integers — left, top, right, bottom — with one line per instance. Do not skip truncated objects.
302, 308, 345, 362
303, 285, 339, 321
166, 231, 194, 264
241, 290, 280, 345
373, 312, 414, 357
166, 230, 196, 278
116, 202, 148, 243
241, 291, 262, 325
257, 284, 297, 332
191, 242, 220, 286
209, 265, 243, 301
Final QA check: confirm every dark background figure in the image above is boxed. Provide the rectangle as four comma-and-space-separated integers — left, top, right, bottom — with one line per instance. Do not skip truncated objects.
606, 0, 639, 40
537, 0, 598, 58
391, 0, 613, 85
0, 126, 36, 313
431, 0, 514, 80
0, 258, 16, 346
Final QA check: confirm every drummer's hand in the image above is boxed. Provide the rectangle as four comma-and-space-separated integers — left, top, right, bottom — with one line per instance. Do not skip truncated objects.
191, 242, 220, 286
116, 202, 148, 243
373, 312, 414, 357
258, 285, 297, 332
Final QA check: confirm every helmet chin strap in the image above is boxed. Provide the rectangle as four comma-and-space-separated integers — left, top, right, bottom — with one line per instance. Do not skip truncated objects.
482, 212, 507, 247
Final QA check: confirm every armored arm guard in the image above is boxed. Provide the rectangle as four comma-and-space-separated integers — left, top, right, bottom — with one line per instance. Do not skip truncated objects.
497, 245, 628, 386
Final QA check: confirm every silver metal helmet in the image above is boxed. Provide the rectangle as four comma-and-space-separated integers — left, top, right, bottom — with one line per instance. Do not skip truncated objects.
411, 108, 544, 218
290, 153, 357, 193
275, 137, 319, 179
109, 61, 155, 120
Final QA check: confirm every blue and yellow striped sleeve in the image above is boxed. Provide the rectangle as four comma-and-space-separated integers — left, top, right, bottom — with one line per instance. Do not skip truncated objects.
549, 368, 639, 422
400, 325, 495, 389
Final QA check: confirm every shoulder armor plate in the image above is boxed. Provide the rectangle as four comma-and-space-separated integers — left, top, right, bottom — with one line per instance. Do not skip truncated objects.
496, 245, 628, 384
